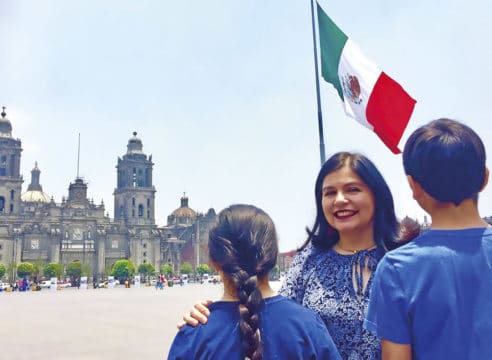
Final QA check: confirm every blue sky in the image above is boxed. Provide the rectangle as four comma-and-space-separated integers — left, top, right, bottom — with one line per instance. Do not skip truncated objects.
1, 0, 491, 252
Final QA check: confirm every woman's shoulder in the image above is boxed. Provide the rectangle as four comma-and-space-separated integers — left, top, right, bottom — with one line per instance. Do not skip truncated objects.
293, 242, 333, 263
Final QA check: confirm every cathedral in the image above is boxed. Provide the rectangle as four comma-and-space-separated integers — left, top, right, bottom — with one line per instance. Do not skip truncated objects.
0, 108, 216, 280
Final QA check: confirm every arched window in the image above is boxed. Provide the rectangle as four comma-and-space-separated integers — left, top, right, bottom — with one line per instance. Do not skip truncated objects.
138, 204, 144, 217
10, 190, 14, 200
0, 197, 4, 212
9, 204, 13, 213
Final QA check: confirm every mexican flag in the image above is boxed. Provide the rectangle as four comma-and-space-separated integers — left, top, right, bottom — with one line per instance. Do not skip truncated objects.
317, 3, 416, 154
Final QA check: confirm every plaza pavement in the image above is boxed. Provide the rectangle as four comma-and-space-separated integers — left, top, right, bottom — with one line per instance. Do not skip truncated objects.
0, 281, 282, 360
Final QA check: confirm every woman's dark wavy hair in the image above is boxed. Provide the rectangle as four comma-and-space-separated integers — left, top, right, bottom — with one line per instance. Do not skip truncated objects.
208, 204, 278, 360
301, 152, 399, 253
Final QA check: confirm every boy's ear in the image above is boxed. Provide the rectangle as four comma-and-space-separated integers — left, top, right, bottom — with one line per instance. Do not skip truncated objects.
480, 167, 489, 192
407, 175, 424, 200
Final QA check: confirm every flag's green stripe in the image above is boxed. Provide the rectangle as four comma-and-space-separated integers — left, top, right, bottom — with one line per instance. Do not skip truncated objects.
317, 3, 348, 100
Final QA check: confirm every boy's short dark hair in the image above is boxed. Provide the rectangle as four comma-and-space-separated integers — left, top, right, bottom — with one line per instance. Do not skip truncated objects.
403, 118, 486, 205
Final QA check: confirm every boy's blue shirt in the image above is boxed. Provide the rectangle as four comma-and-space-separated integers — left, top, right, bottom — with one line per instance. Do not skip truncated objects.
365, 227, 492, 359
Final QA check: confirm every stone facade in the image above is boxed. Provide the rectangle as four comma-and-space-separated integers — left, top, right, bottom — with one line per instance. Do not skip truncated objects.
0, 109, 215, 281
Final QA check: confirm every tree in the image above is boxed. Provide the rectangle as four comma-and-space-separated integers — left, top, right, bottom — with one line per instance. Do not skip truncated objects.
17, 262, 34, 278
81, 263, 92, 277
32, 258, 43, 282
179, 262, 193, 275
160, 264, 173, 278
111, 259, 135, 281
0, 263, 6, 279
138, 263, 155, 281
196, 264, 211, 277
66, 261, 82, 280
43, 263, 62, 279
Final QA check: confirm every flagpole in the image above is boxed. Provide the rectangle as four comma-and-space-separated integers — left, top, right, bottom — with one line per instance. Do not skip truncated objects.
310, 0, 326, 166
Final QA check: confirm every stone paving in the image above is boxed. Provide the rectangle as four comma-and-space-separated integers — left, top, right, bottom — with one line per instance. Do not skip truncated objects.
0, 283, 223, 360
0, 281, 283, 360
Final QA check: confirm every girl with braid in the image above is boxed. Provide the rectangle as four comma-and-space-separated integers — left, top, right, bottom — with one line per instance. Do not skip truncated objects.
168, 204, 341, 360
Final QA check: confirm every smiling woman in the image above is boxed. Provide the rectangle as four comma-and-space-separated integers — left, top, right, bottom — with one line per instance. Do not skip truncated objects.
321, 165, 376, 249
278, 151, 405, 360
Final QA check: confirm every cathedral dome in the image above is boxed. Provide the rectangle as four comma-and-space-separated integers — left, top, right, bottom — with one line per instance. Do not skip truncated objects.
0, 107, 12, 138
21, 190, 51, 203
169, 195, 197, 225
172, 195, 197, 218
172, 206, 197, 218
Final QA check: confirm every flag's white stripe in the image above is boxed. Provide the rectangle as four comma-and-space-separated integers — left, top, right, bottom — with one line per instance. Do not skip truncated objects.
337, 39, 381, 130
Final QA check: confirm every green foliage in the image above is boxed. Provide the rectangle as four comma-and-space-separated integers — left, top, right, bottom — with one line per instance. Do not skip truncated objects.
138, 263, 156, 277
111, 259, 136, 280
160, 264, 173, 278
43, 263, 62, 279
66, 261, 82, 279
81, 263, 92, 277
196, 264, 211, 276
17, 262, 34, 278
32, 258, 43, 279
0, 263, 6, 279
179, 262, 193, 275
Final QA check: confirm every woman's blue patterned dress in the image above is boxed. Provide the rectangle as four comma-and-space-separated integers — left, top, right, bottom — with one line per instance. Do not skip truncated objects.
279, 243, 381, 360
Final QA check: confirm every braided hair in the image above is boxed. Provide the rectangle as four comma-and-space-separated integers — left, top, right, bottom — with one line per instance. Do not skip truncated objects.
208, 204, 278, 360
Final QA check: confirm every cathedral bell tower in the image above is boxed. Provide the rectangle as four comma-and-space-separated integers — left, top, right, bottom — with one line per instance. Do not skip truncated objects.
0, 107, 23, 215
113, 132, 155, 225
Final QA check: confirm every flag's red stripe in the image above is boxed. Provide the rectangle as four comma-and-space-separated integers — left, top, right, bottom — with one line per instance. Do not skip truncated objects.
366, 72, 416, 154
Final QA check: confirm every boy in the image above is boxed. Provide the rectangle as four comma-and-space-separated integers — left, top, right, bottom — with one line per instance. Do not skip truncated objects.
365, 118, 492, 359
